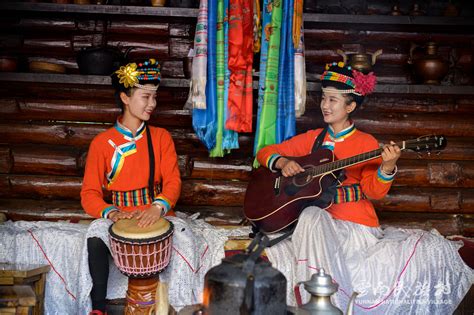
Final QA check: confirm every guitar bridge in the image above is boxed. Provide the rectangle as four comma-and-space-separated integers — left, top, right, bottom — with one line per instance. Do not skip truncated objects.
274, 176, 281, 196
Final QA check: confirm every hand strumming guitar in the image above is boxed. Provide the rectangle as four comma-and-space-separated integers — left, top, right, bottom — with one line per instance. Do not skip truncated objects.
380, 141, 401, 174
275, 157, 305, 177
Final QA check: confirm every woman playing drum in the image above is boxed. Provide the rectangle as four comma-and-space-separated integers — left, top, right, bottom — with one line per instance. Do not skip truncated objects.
81, 58, 181, 315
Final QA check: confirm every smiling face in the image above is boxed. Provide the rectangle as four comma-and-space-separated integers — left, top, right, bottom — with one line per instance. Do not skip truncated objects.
120, 85, 157, 126
320, 87, 356, 131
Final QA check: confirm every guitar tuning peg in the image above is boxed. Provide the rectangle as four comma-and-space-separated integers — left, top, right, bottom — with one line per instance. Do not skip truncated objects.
427, 151, 431, 157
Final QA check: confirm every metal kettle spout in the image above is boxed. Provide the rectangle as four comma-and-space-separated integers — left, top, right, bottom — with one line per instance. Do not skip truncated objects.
345, 292, 358, 315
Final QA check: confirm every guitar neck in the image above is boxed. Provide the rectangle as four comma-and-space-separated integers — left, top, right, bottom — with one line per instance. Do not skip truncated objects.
313, 141, 406, 176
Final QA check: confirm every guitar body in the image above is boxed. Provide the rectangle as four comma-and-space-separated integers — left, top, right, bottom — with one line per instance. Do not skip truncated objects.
244, 149, 339, 233
244, 135, 447, 234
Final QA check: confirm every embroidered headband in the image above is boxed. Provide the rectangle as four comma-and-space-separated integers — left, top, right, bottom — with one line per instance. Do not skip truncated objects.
321, 61, 376, 96
114, 58, 161, 91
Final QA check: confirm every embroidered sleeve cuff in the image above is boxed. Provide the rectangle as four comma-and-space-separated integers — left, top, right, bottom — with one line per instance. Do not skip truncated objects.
377, 165, 397, 183
266, 154, 282, 172
153, 196, 171, 215
101, 206, 119, 219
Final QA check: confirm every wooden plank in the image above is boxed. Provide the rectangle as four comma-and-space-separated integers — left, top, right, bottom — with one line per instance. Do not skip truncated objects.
0, 73, 190, 88
0, 199, 88, 221
0, 3, 199, 18
1, 73, 473, 95
373, 187, 474, 213
377, 211, 462, 236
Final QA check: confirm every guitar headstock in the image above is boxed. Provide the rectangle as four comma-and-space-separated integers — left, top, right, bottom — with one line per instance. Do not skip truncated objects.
404, 135, 447, 153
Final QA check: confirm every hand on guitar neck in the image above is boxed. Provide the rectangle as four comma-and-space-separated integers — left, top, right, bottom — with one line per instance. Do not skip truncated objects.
276, 141, 402, 177
380, 141, 401, 175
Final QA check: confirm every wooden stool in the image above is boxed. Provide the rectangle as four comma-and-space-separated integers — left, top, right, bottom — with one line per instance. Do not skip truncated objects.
0, 263, 51, 315
0, 285, 36, 315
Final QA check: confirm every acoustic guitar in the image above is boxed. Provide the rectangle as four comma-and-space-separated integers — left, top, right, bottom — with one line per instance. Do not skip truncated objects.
244, 135, 447, 234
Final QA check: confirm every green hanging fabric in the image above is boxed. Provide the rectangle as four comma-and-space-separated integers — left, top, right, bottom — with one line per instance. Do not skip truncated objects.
253, 0, 283, 167
210, 0, 225, 157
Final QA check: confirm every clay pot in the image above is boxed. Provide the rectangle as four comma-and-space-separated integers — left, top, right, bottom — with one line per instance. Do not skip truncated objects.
151, 0, 166, 6
0, 57, 18, 72
168, 0, 198, 8
29, 61, 66, 74
409, 42, 449, 85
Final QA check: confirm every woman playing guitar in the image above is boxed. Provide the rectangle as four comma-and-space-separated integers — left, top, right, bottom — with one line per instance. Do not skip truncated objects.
254, 62, 473, 314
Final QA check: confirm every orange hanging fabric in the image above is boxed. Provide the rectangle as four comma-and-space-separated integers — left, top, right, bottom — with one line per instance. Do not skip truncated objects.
226, 0, 254, 132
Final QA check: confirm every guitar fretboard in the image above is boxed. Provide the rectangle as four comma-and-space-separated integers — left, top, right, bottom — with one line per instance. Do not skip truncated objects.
309, 140, 410, 177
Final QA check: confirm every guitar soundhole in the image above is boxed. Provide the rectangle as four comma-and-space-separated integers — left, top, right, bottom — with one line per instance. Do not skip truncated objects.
292, 166, 314, 187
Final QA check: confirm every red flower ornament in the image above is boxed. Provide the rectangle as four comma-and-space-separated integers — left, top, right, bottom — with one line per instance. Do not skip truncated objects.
352, 70, 377, 96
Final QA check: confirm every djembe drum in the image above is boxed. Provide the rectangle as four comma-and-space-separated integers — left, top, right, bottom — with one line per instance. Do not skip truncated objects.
109, 217, 173, 315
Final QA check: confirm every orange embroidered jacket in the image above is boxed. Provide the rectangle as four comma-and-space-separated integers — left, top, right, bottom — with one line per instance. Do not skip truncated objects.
256, 125, 395, 227
81, 121, 181, 219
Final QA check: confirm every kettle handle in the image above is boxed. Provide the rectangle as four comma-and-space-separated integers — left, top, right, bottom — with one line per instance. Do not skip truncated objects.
371, 49, 383, 65
336, 49, 348, 64
408, 42, 420, 64
123, 46, 135, 60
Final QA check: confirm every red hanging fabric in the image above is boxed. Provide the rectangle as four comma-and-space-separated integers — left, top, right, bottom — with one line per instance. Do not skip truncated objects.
226, 0, 254, 132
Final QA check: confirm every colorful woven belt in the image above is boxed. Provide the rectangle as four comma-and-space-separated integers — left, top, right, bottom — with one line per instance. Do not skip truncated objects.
112, 184, 161, 207
333, 184, 366, 204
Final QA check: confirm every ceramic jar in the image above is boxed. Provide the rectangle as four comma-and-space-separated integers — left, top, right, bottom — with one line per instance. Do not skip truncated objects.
409, 42, 449, 84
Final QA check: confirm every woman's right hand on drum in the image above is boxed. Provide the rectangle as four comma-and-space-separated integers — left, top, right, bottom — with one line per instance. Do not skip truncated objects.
108, 210, 136, 222
136, 205, 163, 228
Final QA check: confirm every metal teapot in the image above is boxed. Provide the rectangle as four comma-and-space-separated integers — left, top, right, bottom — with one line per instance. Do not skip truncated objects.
202, 233, 287, 315
337, 48, 382, 74
295, 268, 358, 315
77, 46, 134, 75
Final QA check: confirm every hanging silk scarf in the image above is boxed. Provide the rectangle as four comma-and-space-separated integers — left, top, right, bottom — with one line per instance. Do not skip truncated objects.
293, 0, 306, 117
292, 0, 303, 49
222, 0, 240, 151
253, 0, 261, 53
209, 0, 225, 157
226, 0, 254, 132
191, 0, 208, 109
253, 0, 283, 167
276, 0, 295, 143
192, 0, 217, 150
252, 0, 272, 156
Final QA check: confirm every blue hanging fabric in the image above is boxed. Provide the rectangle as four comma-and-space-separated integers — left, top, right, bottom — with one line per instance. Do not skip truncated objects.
192, 0, 218, 150
276, 0, 295, 143
252, 0, 272, 156
222, 0, 239, 152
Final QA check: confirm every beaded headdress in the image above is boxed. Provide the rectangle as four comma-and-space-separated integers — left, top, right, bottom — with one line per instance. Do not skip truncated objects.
321, 61, 376, 96
114, 58, 161, 91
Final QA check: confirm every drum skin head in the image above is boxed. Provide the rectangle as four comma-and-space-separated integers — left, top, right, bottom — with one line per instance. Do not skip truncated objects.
111, 217, 170, 239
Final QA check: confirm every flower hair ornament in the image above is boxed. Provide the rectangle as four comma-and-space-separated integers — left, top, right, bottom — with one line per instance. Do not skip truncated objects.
321, 61, 377, 96
115, 58, 161, 91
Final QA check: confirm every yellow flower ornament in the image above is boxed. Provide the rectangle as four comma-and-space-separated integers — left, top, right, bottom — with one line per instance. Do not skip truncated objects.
115, 63, 140, 88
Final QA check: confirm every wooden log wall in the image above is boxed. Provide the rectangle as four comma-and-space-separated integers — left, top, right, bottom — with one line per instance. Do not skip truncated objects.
0, 3, 474, 236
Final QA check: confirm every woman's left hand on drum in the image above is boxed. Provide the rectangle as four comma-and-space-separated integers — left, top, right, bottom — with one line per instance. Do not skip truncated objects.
108, 210, 137, 222
136, 205, 163, 228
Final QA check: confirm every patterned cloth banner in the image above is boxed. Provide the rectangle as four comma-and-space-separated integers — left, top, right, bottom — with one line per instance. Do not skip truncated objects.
276, 0, 295, 143
209, 0, 226, 157
222, 0, 240, 151
252, 0, 272, 156
192, 0, 217, 150
253, 0, 283, 167
226, 0, 254, 132
294, 0, 306, 117
191, 0, 208, 109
